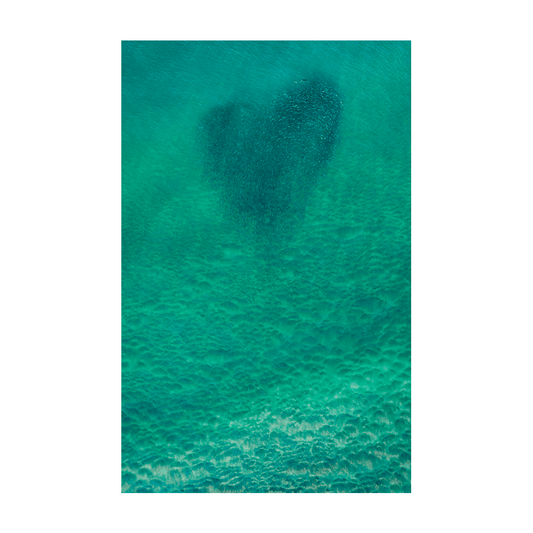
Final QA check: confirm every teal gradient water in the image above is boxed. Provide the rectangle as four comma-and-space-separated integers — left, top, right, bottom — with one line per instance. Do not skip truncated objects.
122, 41, 410, 493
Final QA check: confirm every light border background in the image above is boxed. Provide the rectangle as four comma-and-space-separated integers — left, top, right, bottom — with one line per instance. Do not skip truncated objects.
101, 20, 431, 514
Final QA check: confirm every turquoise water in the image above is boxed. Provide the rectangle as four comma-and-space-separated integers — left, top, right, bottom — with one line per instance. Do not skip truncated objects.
122, 41, 410, 493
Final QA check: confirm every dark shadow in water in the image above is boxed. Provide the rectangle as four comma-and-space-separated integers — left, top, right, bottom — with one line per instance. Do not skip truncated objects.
200, 76, 342, 251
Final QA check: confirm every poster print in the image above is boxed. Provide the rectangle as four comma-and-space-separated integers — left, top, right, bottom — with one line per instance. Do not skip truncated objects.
122, 41, 410, 493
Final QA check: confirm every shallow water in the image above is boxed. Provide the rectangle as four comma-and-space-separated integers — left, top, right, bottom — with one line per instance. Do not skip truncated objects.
122, 41, 410, 493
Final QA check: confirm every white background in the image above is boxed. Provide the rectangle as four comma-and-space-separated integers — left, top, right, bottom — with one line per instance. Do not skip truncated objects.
101, 20, 431, 514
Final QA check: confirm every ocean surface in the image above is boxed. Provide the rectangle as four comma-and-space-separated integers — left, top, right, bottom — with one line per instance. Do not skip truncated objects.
122, 41, 411, 493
